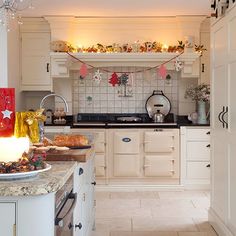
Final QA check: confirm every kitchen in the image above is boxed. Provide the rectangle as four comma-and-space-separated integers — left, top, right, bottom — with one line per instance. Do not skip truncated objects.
0, 0, 235, 236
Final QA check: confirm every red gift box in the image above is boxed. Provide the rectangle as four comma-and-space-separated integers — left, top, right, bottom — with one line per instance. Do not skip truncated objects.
0, 88, 15, 137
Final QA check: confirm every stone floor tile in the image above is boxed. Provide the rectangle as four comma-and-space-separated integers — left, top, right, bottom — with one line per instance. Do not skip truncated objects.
158, 191, 207, 200
95, 217, 132, 231
96, 198, 140, 209
151, 207, 208, 219
110, 191, 159, 199
96, 207, 152, 218
178, 232, 218, 236
191, 198, 210, 210
132, 217, 198, 232
193, 218, 218, 234
110, 231, 178, 236
141, 199, 195, 209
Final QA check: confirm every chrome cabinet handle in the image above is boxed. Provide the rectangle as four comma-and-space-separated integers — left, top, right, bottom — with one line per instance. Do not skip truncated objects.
222, 106, 228, 129
218, 106, 225, 128
75, 222, 83, 230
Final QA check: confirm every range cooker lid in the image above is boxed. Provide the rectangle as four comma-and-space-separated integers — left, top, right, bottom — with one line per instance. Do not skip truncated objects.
116, 116, 142, 122
145, 90, 171, 118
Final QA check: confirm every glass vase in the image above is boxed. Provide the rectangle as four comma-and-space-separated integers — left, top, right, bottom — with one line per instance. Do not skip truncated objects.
197, 100, 207, 124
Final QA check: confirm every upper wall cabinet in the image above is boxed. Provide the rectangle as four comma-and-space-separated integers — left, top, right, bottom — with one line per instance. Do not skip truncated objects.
21, 32, 51, 91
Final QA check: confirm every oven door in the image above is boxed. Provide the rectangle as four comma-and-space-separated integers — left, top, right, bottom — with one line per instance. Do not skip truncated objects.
55, 192, 77, 236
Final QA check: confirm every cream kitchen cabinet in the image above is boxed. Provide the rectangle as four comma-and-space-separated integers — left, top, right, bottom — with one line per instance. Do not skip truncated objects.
20, 32, 51, 91
210, 3, 236, 236
112, 130, 141, 177
70, 129, 107, 183
144, 129, 179, 180
180, 126, 210, 189
107, 128, 179, 185
0, 202, 16, 236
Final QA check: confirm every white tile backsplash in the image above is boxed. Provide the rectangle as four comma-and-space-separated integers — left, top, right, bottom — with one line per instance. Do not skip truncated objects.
72, 67, 183, 114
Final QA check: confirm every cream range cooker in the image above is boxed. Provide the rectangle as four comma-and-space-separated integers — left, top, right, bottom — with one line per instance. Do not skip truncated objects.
71, 113, 179, 186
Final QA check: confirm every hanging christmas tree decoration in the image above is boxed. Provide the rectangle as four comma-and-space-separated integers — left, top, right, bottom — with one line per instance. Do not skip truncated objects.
80, 63, 88, 79
0, 88, 15, 137
109, 72, 119, 87
93, 69, 103, 84
174, 58, 183, 71
158, 64, 167, 79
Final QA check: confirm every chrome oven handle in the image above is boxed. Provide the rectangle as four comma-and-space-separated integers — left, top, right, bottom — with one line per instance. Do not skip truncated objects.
55, 192, 78, 227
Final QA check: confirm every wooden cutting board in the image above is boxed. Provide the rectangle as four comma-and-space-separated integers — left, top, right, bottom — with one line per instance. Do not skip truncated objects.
45, 148, 93, 162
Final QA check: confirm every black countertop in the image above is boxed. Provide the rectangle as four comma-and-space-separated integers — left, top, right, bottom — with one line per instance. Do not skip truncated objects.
44, 115, 210, 129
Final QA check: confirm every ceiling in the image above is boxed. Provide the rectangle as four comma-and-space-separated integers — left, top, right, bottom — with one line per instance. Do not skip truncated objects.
22, 0, 211, 17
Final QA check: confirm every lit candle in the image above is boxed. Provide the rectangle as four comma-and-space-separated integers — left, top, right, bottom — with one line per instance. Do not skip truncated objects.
0, 137, 30, 162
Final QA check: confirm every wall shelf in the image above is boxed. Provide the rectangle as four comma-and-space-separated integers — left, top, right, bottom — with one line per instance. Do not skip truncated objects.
50, 52, 200, 78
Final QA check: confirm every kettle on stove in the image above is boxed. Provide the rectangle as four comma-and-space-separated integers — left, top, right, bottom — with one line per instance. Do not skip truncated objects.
153, 109, 165, 123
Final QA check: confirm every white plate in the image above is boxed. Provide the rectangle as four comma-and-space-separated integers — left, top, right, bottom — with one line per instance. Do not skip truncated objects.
0, 163, 51, 180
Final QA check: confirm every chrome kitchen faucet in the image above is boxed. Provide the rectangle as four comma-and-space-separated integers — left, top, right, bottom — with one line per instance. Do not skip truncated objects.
39, 93, 69, 113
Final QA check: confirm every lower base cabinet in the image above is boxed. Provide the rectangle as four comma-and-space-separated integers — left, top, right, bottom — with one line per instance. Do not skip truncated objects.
180, 126, 210, 189
0, 203, 16, 236
73, 156, 95, 236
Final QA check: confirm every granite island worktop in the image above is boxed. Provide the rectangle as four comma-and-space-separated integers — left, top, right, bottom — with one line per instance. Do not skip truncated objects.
0, 161, 77, 197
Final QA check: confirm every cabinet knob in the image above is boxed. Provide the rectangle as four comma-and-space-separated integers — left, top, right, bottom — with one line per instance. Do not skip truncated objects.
206, 164, 211, 168
79, 167, 84, 175
75, 222, 82, 230
206, 144, 210, 148
68, 223, 74, 229
206, 131, 210, 135
91, 181, 97, 185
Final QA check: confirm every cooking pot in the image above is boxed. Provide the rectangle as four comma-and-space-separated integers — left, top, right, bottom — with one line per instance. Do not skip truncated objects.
145, 90, 171, 118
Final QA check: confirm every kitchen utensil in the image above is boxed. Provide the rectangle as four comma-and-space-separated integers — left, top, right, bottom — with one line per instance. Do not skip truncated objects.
145, 90, 171, 118
153, 109, 165, 123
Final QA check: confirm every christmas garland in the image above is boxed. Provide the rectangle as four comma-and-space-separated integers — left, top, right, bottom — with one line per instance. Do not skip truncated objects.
67, 51, 185, 87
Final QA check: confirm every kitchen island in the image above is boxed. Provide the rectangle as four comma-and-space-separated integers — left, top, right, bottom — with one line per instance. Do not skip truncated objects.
0, 147, 95, 236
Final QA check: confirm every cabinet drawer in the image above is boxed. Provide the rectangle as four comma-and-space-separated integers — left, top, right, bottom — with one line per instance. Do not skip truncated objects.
144, 131, 174, 153
95, 154, 106, 177
186, 162, 210, 179
187, 141, 210, 160
95, 132, 105, 153
186, 129, 210, 141
114, 131, 140, 154
144, 155, 174, 177
113, 154, 140, 177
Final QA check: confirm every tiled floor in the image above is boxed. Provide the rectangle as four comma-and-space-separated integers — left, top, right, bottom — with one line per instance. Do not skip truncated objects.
91, 190, 218, 236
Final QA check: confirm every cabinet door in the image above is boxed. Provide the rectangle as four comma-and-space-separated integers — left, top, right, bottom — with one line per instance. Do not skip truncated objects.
94, 132, 105, 153
186, 162, 210, 179
21, 32, 51, 91
227, 9, 236, 234
211, 17, 229, 223
0, 202, 16, 236
186, 141, 210, 160
114, 131, 140, 154
95, 154, 106, 177
113, 154, 140, 177
144, 131, 174, 153
144, 155, 174, 177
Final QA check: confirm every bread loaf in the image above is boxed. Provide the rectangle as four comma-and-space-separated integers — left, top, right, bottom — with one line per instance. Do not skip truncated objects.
53, 135, 89, 147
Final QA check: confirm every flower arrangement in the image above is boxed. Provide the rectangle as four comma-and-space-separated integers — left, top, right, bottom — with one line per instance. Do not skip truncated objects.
185, 84, 210, 102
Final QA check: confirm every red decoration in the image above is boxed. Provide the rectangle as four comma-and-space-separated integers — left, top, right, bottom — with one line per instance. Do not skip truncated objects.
0, 88, 15, 137
80, 63, 88, 78
158, 65, 167, 79
109, 72, 119, 87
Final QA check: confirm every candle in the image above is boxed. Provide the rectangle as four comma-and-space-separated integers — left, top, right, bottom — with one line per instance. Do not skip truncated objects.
0, 137, 30, 162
